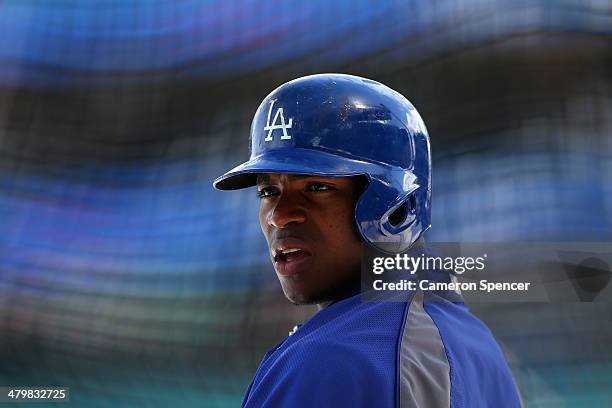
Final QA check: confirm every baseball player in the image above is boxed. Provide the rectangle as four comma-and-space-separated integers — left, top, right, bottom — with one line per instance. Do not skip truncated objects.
213, 74, 522, 407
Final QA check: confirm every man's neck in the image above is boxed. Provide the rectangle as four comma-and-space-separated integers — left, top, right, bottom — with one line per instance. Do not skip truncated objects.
315, 276, 362, 310
315, 238, 429, 310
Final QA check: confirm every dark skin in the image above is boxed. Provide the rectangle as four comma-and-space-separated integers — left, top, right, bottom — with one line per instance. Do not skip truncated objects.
256, 173, 367, 310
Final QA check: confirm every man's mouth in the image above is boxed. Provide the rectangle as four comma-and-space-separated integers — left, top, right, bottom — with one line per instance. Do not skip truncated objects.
273, 247, 313, 277
274, 248, 307, 262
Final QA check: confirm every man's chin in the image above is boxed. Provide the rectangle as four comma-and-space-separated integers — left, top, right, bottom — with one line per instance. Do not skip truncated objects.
281, 286, 354, 306
280, 276, 362, 306
283, 291, 329, 306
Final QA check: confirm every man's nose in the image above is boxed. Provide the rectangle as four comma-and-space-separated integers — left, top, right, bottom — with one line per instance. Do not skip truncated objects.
267, 193, 307, 228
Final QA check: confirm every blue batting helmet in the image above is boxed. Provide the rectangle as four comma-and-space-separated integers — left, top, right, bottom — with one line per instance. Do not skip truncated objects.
213, 73, 431, 253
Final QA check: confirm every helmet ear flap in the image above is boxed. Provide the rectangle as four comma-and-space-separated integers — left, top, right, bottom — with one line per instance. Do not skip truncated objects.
355, 176, 423, 254
388, 201, 407, 227
380, 194, 417, 236
386, 194, 417, 228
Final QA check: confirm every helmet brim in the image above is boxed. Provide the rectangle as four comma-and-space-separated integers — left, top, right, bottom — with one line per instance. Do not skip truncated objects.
213, 148, 372, 190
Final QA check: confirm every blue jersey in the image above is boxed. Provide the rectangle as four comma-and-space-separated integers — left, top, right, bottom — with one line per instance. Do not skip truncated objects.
242, 288, 522, 407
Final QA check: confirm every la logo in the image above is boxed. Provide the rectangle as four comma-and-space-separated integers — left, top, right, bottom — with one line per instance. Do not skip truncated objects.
264, 100, 293, 141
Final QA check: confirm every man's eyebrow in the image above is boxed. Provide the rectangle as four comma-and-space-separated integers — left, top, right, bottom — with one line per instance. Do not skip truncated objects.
287, 174, 313, 180
256, 174, 270, 185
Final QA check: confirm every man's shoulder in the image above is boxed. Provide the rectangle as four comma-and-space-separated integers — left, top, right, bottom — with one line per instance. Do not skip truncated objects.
260, 296, 409, 381
245, 324, 396, 408
282, 336, 379, 372
283, 297, 408, 361
416, 290, 523, 407
307, 292, 411, 336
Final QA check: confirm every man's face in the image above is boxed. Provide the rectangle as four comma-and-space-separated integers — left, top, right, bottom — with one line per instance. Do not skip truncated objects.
257, 173, 366, 305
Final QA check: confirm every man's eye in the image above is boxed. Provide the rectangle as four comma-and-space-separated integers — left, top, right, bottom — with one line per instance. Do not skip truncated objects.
308, 183, 334, 192
256, 187, 277, 198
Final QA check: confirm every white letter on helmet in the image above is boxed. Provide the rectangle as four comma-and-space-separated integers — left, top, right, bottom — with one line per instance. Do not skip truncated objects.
264, 100, 293, 141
